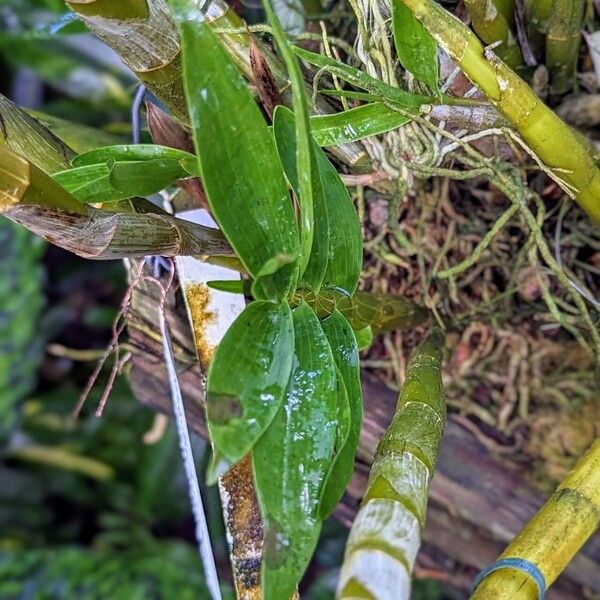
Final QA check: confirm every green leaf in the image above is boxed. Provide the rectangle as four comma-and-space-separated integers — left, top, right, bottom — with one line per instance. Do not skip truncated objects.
206, 301, 295, 465
253, 302, 338, 599
354, 325, 373, 350
52, 164, 116, 203
273, 106, 329, 292
274, 107, 362, 295
52, 158, 189, 203
319, 89, 379, 102
170, 2, 299, 302
315, 150, 362, 295
205, 280, 252, 295
319, 309, 362, 518
292, 46, 431, 110
263, 0, 316, 283
310, 102, 412, 146
392, 0, 439, 89
72, 144, 199, 174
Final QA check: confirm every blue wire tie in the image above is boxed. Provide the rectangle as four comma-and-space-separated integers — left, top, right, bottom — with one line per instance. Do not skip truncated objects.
471, 557, 546, 600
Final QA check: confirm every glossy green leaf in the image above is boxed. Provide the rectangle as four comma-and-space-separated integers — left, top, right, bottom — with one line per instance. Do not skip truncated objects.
392, 0, 439, 89
52, 164, 116, 203
292, 46, 431, 110
253, 302, 338, 599
263, 0, 316, 283
273, 106, 329, 292
171, 1, 299, 302
52, 158, 188, 203
274, 107, 362, 295
319, 309, 362, 518
310, 102, 412, 146
206, 301, 295, 465
205, 279, 252, 295
72, 144, 199, 175
316, 150, 362, 295
319, 89, 379, 102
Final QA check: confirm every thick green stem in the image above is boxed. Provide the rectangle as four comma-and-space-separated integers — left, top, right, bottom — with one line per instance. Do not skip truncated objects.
545, 0, 585, 95
523, 0, 552, 55
470, 439, 600, 599
400, 0, 600, 224
494, 0, 516, 23
65, 0, 368, 168
337, 330, 446, 600
526, 0, 553, 32
464, 0, 523, 68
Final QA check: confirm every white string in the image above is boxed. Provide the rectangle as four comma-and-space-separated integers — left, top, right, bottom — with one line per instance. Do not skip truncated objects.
159, 311, 223, 600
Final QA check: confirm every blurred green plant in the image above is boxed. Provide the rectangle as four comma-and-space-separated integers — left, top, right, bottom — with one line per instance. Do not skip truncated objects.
0, 219, 45, 437
0, 542, 212, 600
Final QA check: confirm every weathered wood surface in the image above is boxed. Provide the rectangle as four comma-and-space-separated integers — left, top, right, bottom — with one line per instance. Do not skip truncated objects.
126, 274, 600, 599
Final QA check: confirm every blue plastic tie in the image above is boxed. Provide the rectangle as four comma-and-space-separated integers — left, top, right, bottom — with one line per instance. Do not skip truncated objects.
471, 557, 546, 599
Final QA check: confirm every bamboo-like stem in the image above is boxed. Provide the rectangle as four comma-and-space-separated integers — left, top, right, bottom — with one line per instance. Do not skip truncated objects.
470, 439, 600, 599
464, 0, 523, 68
65, 0, 187, 119
0, 146, 231, 259
336, 330, 446, 600
523, 0, 552, 56
494, 0, 516, 23
399, 0, 600, 225
545, 0, 585, 95
65, 0, 368, 169
526, 0, 553, 32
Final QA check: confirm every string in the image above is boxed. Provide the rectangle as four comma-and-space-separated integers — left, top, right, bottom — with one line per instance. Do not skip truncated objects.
471, 557, 546, 599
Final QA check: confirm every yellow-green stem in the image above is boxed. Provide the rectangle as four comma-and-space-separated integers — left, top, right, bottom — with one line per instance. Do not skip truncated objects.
400, 0, 600, 224
526, 0, 553, 32
494, 0, 516, 23
464, 0, 523, 68
470, 439, 600, 599
545, 0, 585, 94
